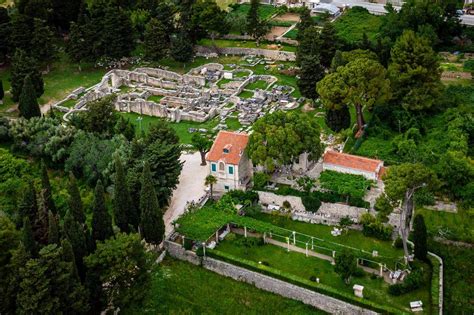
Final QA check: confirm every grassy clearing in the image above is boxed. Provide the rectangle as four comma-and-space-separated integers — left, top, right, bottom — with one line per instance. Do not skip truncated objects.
226, 117, 242, 130
198, 38, 297, 52
333, 7, 382, 45
122, 257, 325, 314
229, 3, 280, 20
216, 234, 431, 314
239, 90, 254, 99
246, 79, 269, 90
0, 52, 106, 114
417, 207, 474, 243
147, 95, 164, 103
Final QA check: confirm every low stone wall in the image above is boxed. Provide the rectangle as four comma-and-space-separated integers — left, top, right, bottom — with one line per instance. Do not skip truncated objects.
165, 240, 377, 314
195, 46, 296, 61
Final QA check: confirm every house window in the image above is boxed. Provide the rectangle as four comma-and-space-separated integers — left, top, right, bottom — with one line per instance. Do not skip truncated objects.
219, 162, 225, 171
223, 148, 229, 154
211, 163, 216, 172
228, 166, 234, 175
224, 185, 229, 190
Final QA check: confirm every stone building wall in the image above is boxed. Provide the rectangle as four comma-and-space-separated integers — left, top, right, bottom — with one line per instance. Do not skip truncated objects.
257, 191, 306, 212
195, 46, 296, 61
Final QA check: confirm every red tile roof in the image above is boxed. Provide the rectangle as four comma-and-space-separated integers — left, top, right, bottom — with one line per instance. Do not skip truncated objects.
323, 151, 383, 174
206, 131, 249, 165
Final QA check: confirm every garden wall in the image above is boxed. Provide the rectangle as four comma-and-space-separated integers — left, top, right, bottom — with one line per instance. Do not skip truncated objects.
258, 191, 305, 212
195, 46, 296, 61
165, 240, 377, 314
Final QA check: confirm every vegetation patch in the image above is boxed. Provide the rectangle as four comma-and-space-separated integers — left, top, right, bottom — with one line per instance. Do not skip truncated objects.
319, 170, 373, 199
333, 7, 382, 45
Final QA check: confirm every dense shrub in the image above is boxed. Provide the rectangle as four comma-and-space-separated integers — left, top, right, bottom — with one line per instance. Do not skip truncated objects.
227, 190, 259, 205
253, 172, 270, 190
319, 170, 373, 199
301, 194, 321, 212
183, 238, 193, 250
388, 268, 425, 296
414, 189, 435, 206
244, 205, 262, 218
360, 214, 393, 241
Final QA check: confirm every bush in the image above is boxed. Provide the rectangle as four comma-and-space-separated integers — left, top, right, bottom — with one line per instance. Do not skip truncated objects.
301, 194, 321, 212
394, 237, 403, 249
183, 238, 193, 250
361, 214, 393, 241
353, 267, 365, 278
282, 200, 291, 209
244, 205, 262, 218
227, 190, 259, 205
253, 172, 270, 190
388, 268, 425, 296
414, 189, 435, 206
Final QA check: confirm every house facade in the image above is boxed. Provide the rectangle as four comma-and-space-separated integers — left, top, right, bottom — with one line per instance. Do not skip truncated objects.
322, 150, 385, 181
206, 131, 253, 192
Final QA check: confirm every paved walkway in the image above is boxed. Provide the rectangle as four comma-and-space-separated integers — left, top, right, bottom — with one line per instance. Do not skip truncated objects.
164, 152, 208, 235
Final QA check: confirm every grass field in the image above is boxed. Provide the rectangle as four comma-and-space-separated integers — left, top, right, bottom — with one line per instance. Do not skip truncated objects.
417, 207, 474, 243
246, 79, 269, 90
216, 234, 431, 314
229, 3, 280, 20
333, 7, 382, 45
122, 257, 326, 314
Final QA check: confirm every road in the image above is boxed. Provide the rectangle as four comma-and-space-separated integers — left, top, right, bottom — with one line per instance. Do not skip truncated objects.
163, 152, 208, 235
330, 0, 474, 26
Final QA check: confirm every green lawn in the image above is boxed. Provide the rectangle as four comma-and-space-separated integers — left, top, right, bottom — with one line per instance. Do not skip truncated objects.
0, 52, 106, 115
253, 213, 404, 266
238, 90, 254, 99
226, 117, 242, 130
229, 3, 280, 20
122, 257, 325, 314
417, 207, 474, 243
333, 7, 382, 45
216, 234, 431, 314
198, 38, 297, 52
147, 95, 164, 103
246, 79, 269, 90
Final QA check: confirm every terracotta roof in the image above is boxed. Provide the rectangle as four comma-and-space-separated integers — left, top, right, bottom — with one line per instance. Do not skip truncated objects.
323, 151, 383, 174
206, 131, 249, 165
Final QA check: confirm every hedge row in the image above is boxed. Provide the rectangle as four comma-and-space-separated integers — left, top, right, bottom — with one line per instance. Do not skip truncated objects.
428, 255, 441, 315
207, 249, 402, 314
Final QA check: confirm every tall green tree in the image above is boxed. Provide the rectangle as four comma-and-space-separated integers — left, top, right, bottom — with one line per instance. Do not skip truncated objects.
67, 173, 86, 226
247, 111, 323, 172
17, 244, 89, 314
8, 13, 33, 51
84, 233, 152, 309
384, 163, 438, 260
296, 7, 313, 40
317, 57, 391, 133
17, 181, 38, 229
191, 133, 212, 166
10, 49, 44, 102
34, 191, 49, 245
334, 249, 357, 284
144, 18, 169, 61
140, 162, 165, 245
75, 95, 118, 136
192, 0, 229, 42
40, 161, 56, 215
91, 179, 114, 243
31, 18, 56, 70
170, 29, 194, 63
319, 21, 338, 68
60, 238, 79, 278
63, 210, 88, 280
246, 0, 268, 44
47, 211, 59, 245
296, 26, 320, 66
297, 54, 324, 100
413, 214, 427, 261
113, 155, 137, 233
18, 75, 41, 119
325, 107, 351, 132
21, 217, 37, 257
205, 174, 217, 199
388, 30, 442, 112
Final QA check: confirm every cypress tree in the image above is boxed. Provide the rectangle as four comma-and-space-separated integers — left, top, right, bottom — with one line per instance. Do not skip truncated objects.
31, 18, 56, 70
297, 54, 325, 100
41, 162, 56, 214
0, 79, 4, 104
296, 26, 321, 66
325, 107, 351, 132
144, 18, 169, 61
21, 217, 37, 257
34, 191, 49, 245
170, 30, 194, 63
17, 181, 38, 229
63, 210, 87, 280
413, 214, 428, 261
91, 180, 114, 242
140, 162, 165, 245
61, 238, 79, 278
113, 155, 136, 233
47, 211, 59, 245
67, 173, 86, 225
10, 49, 44, 102
319, 21, 337, 69
297, 7, 313, 40
18, 75, 41, 119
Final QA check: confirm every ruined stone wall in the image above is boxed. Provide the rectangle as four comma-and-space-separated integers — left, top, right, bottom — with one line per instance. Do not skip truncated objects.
195, 46, 296, 61
258, 191, 306, 212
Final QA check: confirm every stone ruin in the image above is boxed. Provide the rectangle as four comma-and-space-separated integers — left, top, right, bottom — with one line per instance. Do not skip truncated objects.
54, 62, 301, 125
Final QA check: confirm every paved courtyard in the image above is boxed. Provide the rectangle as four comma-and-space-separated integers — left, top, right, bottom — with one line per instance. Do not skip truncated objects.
164, 151, 208, 235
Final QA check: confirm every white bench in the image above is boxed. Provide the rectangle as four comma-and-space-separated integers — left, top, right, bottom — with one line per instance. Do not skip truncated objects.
410, 301, 423, 312
219, 229, 230, 241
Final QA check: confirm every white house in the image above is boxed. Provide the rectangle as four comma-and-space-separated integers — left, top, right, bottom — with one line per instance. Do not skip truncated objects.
206, 131, 253, 192
308, 1, 341, 16
322, 150, 385, 181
